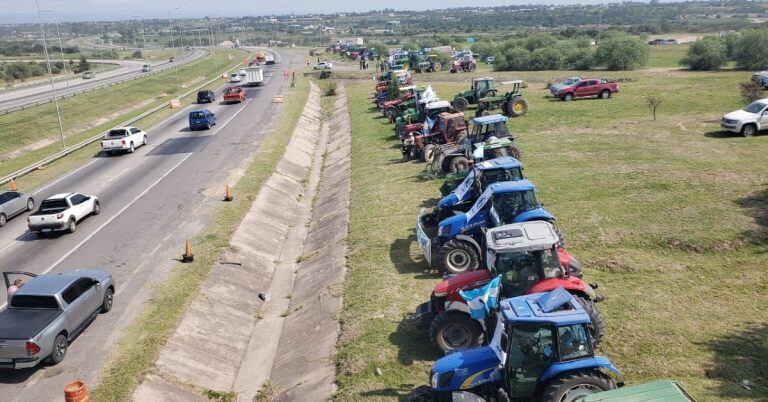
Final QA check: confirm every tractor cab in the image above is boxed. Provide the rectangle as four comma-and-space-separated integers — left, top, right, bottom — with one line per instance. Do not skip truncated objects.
470, 114, 512, 143
486, 181, 554, 227
473, 77, 496, 97
414, 288, 618, 402
427, 112, 468, 145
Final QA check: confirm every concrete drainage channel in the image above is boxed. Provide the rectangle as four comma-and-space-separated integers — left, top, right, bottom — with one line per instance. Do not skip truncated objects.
132, 82, 351, 402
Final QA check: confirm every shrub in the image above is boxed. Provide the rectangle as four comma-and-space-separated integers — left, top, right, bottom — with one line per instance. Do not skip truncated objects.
324, 81, 337, 96
595, 34, 649, 70
528, 47, 563, 70
680, 36, 727, 70
732, 29, 768, 71
740, 80, 764, 104
525, 34, 557, 51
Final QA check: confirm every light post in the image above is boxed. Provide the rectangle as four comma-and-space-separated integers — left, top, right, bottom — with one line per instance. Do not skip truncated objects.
206, 16, 219, 75
34, 0, 66, 147
130, 15, 149, 65
167, 7, 185, 95
41, 10, 71, 96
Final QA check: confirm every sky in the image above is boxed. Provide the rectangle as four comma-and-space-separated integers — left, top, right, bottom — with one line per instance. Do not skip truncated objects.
0, 0, 655, 23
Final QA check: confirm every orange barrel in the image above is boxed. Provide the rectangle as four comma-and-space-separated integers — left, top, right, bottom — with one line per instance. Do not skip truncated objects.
64, 380, 89, 402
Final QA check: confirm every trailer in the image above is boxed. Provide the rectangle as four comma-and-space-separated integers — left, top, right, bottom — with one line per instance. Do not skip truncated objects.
243, 67, 264, 87
265, 54, 275, 65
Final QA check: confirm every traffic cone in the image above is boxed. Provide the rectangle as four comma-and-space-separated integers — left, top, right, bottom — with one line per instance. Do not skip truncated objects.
182, 239, 194, 263
9, 178, 17, 191
64, 380, 88, 402
224, 185, 233, 201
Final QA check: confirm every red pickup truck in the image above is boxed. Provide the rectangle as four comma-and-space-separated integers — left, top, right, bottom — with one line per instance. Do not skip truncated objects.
556, 78, 618, 101
223, 86, 246, 104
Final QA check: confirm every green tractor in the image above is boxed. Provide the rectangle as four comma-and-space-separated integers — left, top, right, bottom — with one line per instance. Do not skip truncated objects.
452, 77, 499, 112
476, 79, 530, 118
415, 55, 442, 73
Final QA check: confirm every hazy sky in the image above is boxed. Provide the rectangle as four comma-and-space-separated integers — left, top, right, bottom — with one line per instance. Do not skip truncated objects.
0, 0, 643, 23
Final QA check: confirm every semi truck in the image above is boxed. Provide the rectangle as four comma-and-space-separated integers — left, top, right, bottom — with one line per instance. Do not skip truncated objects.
243, 66, 264, 87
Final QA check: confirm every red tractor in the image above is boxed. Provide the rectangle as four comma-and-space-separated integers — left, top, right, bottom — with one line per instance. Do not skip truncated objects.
414, 221, 605, 353
404, 111, 468, 162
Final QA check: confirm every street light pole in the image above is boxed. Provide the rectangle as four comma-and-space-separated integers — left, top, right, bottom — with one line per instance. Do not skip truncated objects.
167, 7, 182, 95
130, 15, 149, 65
34, 0, 66, 147
41, 11, 71, 96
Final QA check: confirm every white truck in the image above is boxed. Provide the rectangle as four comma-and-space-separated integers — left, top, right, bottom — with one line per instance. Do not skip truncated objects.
101, 127, 148, 155
27, 193, 100, 234
264, 54, 275, 65
721, 98, 768, 137
243, 66, 264, 87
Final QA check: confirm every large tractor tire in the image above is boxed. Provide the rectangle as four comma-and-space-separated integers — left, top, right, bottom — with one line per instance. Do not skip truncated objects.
423, 144, 436, 163
508, 144, 522, 161
453, 97, 469, 112
430, 312, 483, 352
439, 239, 480, 274
572, 295, 606, 348
434, 63, 442, 72
410, 386, 435, 402
384, 108, 397, 123
541, 370, 616, 402
481, 89, 498, 98
505, 96, 529, 117
448, 157, 470, 174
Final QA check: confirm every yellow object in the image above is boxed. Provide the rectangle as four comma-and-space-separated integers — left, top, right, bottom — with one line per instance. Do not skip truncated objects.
9, 178, 17, 191
169, 98, 181, 108
225, 185, 233, 201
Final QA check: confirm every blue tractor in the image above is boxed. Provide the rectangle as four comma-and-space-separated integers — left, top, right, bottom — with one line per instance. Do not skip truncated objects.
411, 287, 618, 402
421, 157, 524, 228
417, 179, 556, 274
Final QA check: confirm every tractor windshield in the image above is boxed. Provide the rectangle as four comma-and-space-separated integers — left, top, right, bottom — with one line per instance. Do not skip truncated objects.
472, 121, 510, 143
505, 323, 555, 396
495, 247, 563, 296
556, 324, 592, 361
492, 190, 538, 224
480, 168, 524, 187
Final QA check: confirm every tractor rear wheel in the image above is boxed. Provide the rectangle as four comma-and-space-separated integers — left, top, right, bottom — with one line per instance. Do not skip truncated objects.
572, 295, 606, 348
508, 143, 522, 161
430, 312, 483, 352
453, 97, 469, 112
448, 157, 470, 174
384, 108, 397, 122
506, 96, 529, 117
541, 370, 616, 402
439, 239, 479, 274
423, 144, 436, 163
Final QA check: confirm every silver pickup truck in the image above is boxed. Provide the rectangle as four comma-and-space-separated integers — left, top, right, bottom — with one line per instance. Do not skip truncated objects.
0, 270, 114, 369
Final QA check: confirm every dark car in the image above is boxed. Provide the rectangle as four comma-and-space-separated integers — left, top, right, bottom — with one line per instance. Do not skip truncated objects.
189, 110, 216, 130
197, 90, 215, 104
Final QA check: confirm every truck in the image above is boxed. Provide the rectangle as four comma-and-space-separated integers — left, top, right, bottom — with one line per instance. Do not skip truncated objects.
223, 86, 247, 104
0, 270, 115, 369
264, 54, 275, 65
254, 50, 266, 63
243, 66, 264, 87
27, 193, 100, 235
101, 126, 148, 156
555, 78, 619, 101
721, 98, 768, 137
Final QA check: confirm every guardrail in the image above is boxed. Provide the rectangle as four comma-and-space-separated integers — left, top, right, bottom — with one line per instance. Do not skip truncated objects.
0, 52, 250, 187
0, 50, 208, 117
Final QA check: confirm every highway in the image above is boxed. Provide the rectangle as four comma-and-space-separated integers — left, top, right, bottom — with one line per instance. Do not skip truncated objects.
0, 49, 206, 114
0, 48, 301, 401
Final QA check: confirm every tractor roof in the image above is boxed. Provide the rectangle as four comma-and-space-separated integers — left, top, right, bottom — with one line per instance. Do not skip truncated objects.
487, 179, 535, 194
500, 80, 524, 85
399, 85, 416, 91
472, 114, 508, 125
476, 156, 521, 171
438, 112, 465, 120
485, 221, 559, 253
499, 287, 590, 326
425, 100, 451, 109
473, 77, 494, 82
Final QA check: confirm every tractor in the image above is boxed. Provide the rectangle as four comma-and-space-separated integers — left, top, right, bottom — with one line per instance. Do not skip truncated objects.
415, 55, 442, 73
428, 114, 522, 176
450, 57, 477, 73
402, 112, 468, 162
411, 287, 618, 402
383, 86, 429, 122
475, 80, 530, 118
415, 221, 605, 353
416, 179, 557, 275
453, 77, 498, 112
390, 86, 439, 129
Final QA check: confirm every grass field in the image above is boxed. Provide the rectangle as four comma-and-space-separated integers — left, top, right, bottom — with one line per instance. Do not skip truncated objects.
336, 68, 768, 401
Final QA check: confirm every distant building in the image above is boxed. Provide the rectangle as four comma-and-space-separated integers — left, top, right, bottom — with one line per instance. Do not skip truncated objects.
338, 37, 364, 46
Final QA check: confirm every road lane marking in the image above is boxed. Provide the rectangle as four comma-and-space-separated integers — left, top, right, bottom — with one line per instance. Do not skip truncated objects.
101, 167, 130, 187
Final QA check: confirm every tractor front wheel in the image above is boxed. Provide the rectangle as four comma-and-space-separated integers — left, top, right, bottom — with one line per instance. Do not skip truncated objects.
384, 108, 397, 123
439, 239, 479, 274
505, 96, 529, 117
423, 144, 436, 163
448, 157, 470, 174
453, 97, 469, 112
541, 370, 616, 402
572, 295, 606, 348
410, 386, 435, 402
430, 312, 483, 352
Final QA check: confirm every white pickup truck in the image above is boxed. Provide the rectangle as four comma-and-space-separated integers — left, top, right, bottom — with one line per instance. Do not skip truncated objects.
27, 193, 100, 235
721, 98, 768, 137
101, 127, 148, 155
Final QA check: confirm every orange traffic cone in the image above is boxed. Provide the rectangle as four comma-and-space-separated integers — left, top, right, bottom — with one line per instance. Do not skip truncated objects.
9, 178, 17, 191
224, 185, 233, 201
64, 380, 88, 402
182, 239, 194, 263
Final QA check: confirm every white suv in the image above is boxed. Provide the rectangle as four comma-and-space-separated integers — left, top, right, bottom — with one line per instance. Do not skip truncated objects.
721, 98, 768, 137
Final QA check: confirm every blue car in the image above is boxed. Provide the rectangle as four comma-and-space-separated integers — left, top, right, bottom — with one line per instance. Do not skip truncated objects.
189, 109, 216, 131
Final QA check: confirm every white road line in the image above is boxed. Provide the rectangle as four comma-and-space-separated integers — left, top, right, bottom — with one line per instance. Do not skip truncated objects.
102, 167, 130, 186
209, 96, 254, 136
150, 243, 162, 255
32, 159, 99, 196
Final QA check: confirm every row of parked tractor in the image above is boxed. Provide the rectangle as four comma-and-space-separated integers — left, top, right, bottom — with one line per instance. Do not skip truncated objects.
369, 70, 694, 402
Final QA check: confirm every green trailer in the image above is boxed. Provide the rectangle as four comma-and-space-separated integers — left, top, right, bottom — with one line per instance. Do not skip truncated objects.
580, 380, 696, 402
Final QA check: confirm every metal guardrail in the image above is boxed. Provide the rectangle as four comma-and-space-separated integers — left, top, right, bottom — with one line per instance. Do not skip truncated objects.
0, 53, 249, 187
0, 50, 208, 117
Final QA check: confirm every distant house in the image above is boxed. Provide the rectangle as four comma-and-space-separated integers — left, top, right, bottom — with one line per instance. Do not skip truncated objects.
339, 37, 364, 46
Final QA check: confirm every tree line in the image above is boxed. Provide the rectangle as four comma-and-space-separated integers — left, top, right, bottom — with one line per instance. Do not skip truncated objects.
680, 28, 768, 70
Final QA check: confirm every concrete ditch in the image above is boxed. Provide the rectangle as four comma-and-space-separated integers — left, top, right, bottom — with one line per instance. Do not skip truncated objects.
131, 83, 351, 402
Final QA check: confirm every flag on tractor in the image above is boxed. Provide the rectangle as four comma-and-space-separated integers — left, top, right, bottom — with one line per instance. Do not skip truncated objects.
459, 275, 501, 320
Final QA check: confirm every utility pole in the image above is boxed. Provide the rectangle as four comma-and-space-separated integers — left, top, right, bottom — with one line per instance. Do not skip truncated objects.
168, 7, 184, 95
41, 11, 71, 96
34, 0, 66, 147
131, 15, 149, 65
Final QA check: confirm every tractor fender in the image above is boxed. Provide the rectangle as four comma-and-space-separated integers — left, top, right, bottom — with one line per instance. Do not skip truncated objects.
455, 235, 482, 256
539, 357, 619, 383
527, 278, 595, 301
514, 208, 556, 223
444, 301, 471, 314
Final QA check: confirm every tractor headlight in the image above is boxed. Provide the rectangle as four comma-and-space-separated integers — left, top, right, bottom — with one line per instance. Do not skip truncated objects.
438, 224, 451, 237
431, 372, 440, 389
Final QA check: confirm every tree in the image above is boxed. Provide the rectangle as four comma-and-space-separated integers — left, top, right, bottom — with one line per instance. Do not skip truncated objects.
646, 97, 662, 120
131, 50, 143, 59
595, 34, 649, 70
370, 42, 390, 59
528, 47, 562, 70
524, 34, 557, 51
680, 36, 726, 70
732, 29, 768, 70
76, 55, 90, 73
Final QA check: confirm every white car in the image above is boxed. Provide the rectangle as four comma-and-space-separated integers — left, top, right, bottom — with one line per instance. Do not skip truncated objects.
230, 74, 242, 83
313, 61, 332, 70
141, 64, 152, 72
721, 98, 768, 137
238, 69, 247, 77
27, 193, 100, 234
101, 127, 148, 155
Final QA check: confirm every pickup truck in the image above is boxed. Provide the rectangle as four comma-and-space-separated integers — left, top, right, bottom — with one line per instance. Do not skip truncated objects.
752, 71, 768, 89
101, 126, 148, 155
27, 193, 100, 235
556, 78, 618, 101
0, 270, 114, 369
223, 86, 246, 104
721, 98, 768, 137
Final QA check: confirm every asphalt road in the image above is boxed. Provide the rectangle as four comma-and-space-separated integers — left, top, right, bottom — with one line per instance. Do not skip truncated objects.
0, 49, 206, 113
0, 48, 302, 401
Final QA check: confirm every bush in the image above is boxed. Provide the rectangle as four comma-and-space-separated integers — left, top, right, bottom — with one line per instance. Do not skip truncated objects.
732, 29, 768, 71
740, 80, 764, 104
680, 36, 727, 70
595, 34, 649, 70
525, 34, 557, 51
528, 47, 563, 70
131, 50, 143, 59
323, 81, 337, 96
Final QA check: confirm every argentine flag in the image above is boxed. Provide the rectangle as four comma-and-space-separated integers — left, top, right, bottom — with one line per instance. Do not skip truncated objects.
459, 275, 501, 320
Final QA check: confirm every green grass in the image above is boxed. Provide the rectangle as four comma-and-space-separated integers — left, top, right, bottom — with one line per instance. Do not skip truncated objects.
88, 72, 311, 402
0, 49, 243, 190
647, 44, 690, 68
336, 68, 768, 401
